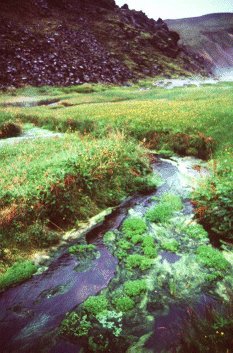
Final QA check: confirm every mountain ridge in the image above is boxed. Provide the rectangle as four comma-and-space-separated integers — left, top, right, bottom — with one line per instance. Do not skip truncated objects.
0, 0, 210, 88
166, 12, 233, 69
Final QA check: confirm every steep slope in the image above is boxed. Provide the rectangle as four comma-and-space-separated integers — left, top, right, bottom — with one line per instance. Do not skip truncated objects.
166, 13, 233, 69
0, 0, 209, 88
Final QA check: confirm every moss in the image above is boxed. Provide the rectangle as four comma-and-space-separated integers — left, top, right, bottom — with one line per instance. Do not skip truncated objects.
126, 254, 154, 271
161, 239, 179, 252
124, 279, 147, 297
0, 261, 37, 291
113, 296, 135, 312
196, 245, 230, 272
122, 217, 147, 239
83, 295, 108, 316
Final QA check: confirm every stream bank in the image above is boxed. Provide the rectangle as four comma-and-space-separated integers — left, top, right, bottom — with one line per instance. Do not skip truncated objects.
0, 155, 232, 353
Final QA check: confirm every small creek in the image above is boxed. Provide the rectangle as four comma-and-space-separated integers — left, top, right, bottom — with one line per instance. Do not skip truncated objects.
0, 155, 212, 353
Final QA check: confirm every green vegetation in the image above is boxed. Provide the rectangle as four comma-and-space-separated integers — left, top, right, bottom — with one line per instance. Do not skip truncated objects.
125, 254, 154, 271
60, 312, 92, 338
69, 244, 96, 256
0, 260, 37, 291
0, 111, 22, 138
113, 296, 135, 312
161, 239, 179, 252
0, 134, 151, 268
124, 279, 147, 297
183, 223, 209, 240
83, 295, 108, 316
193, 152, 233, 241
177, 300, 233, 353
146, 193, 182, 223
122, 217, 147, 239
196, 245, 230, 272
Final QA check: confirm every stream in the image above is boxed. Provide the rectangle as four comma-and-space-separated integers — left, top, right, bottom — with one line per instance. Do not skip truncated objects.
0, 155, 214, 353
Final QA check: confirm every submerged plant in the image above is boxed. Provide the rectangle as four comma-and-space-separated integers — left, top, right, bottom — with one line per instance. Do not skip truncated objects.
125, 254, 154, 271
113, 296, 135, 312
196, 245, 230, 272
83, 295, 108, 316
60, 312, 91, 338
161, 239, 179, 252
124, 279, 147, 297
122, 217, 147, 239
146, 193, 182, 223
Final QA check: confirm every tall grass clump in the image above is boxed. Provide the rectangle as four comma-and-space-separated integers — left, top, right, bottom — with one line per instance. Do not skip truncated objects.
0, 111, 22, 138
0, 133, 151, 248
193, 150, 233, 241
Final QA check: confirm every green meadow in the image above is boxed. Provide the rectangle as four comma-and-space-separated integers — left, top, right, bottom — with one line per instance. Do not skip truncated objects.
0, 80, 232, 289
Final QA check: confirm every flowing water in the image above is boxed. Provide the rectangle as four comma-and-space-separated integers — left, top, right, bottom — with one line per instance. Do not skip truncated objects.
0, 155, 212, 353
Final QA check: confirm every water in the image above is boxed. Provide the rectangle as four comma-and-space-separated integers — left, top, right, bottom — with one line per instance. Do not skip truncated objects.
0, 127, 62, 149
0, 156, 210, 353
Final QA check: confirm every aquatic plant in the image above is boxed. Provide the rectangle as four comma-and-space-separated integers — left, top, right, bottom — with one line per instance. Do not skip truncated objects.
125, 254, 154, 271
182, 223, 209, 240
83, 295, 108, 316
60, 312, 91, 338
124, 279, 147, 297
113, 296, 135, 312
161, 239, 179, 252
69, 244, 96, 256
103, 231, 116, 246
96, 310, 123, 337
146, 193, 182, 223
117, 239, 132, 251
122, 217, 147, 239
196, 245, 230, 272
177, 300, 233, 353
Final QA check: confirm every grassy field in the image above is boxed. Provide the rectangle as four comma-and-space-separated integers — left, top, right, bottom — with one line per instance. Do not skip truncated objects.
0, 80, 232, 289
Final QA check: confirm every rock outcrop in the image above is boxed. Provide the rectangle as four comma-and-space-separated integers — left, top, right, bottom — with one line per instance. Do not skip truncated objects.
0, 0, 210, 88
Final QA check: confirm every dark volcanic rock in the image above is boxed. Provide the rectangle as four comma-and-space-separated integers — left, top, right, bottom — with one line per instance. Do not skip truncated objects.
0, 0, 210, 88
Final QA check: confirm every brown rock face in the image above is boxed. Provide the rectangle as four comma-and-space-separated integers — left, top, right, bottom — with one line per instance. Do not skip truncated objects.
0, 0, 210, 88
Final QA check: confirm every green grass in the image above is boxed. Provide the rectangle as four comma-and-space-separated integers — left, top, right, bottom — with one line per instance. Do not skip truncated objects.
0, 135, 151, 246
0, 80, 232, 282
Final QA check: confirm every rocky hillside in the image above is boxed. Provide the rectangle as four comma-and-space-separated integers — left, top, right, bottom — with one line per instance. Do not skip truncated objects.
0, 0, 209, 88
166, 13, 233, 69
